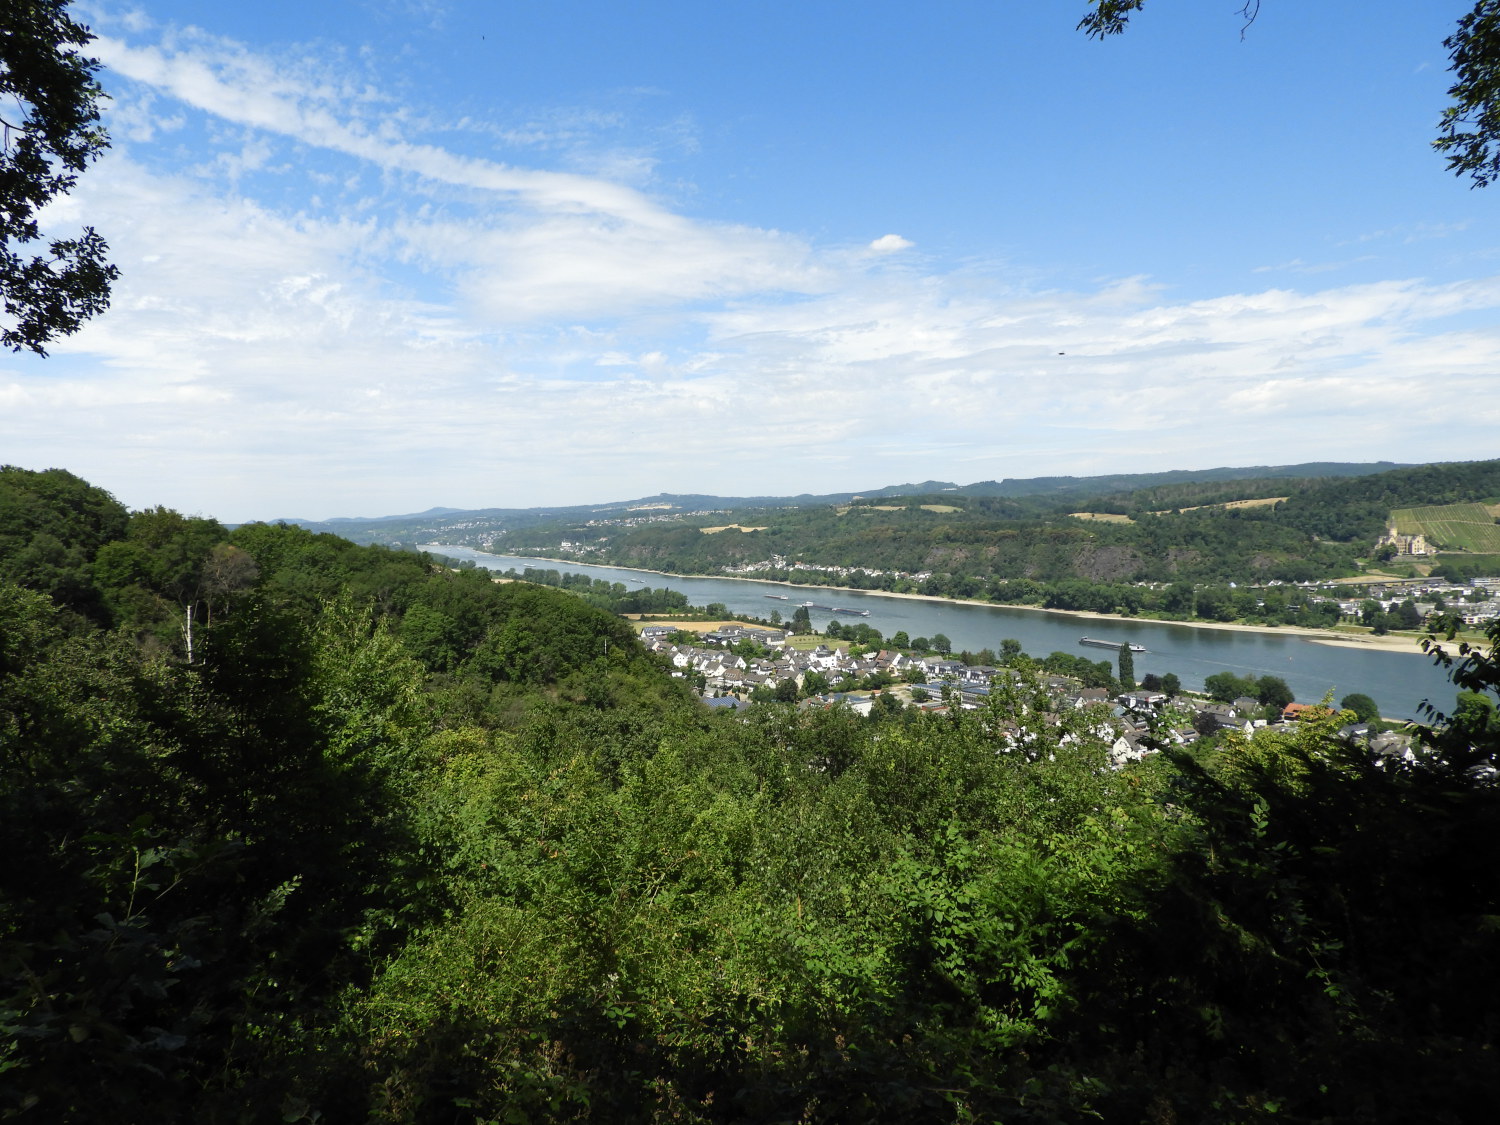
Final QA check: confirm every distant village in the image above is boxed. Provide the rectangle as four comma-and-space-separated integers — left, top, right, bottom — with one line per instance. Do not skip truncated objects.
638, 623, 1418, 770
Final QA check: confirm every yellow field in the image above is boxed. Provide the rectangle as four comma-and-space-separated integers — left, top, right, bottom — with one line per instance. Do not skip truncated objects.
629, 619, 746, 632
1159, 496, 1288, 514
839, 504, 959, 514
1069, 512, 1134, 523
1222, 496, 1287, 510
699, 524, 768, 534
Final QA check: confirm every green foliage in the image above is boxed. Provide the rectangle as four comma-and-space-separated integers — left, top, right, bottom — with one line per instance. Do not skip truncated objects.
1393, 597, 1423, 630
1340, 692, 1381, 723
1205, 670, 1259, 703
0, 465, 127, 621
1437, 0, 1500, 186
93, 506, 229, 647
1051, 712, 1500, 1121
1041, 651, 1117, 691
1433, 554, 1500, 582
1452, 689, 1496, 735
1256, 674, 1294, 712
513, 565, 692, 615
0, 584, 432, 1119
6, 471, 1500, 1122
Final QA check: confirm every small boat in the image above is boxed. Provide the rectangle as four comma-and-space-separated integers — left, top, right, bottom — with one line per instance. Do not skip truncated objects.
1079, 637, 1147, 652
799, 601, 816, 607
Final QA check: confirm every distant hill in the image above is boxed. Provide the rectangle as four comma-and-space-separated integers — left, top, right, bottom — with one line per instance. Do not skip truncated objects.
267, 505, 469, 525
271, 461, 1412, 547
480, 458, 1500, 593
870, 462, 1409, 501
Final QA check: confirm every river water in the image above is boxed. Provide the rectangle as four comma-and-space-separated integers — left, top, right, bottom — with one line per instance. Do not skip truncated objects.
428, 546, 1461, 720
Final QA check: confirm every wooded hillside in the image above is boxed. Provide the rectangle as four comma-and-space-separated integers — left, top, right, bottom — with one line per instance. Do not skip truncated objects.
493, 461, 1500, 606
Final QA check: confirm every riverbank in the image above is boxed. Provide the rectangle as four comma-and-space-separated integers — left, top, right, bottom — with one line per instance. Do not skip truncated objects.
430, 547, 1451, 656
845, 588, 1439, 655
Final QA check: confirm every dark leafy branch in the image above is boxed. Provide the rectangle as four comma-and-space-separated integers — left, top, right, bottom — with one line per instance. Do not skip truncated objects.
1080, 0, 1500, 188
0, 0, 118, 354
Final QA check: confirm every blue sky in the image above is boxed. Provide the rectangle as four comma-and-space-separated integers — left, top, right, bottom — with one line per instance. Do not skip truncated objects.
3, 0, 1496, 521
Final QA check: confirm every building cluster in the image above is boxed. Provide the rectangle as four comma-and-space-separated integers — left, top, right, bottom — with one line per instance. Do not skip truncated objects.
638, 625, 1414, 770
580, 509, 727, 531
720, 554, 932, 583
1335, 577, 1500, 626
640, 623, 901, 695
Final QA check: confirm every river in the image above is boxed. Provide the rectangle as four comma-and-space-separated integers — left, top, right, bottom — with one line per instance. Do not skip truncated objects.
428, 545, 1461, 721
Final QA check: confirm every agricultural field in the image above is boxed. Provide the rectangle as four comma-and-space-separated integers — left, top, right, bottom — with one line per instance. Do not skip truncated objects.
839, 503, 962, 514
1392, 502, 1500, 553
1173, 495, 1289, 513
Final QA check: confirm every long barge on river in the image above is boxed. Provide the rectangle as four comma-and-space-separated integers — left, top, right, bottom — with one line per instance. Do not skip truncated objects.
790, 599, 872, 616
1080, 637, 1146, 652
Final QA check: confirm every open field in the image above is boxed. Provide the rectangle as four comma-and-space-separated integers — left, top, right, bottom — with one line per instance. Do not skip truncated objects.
1155, 496, 1289, 514
1393, 502, 1500, 553
1209, 496, 1287, 511
628, 619, 747, 633
700, 524, 768, 534
1071, 497, 1287, 522
840, 504, 961, 514
783, 633, 849, 652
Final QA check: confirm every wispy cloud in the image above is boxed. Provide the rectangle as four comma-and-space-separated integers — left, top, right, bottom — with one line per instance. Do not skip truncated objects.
93, 29, 670, 222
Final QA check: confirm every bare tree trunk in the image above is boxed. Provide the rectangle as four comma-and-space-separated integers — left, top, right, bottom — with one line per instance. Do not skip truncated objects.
182, 602, 194, 664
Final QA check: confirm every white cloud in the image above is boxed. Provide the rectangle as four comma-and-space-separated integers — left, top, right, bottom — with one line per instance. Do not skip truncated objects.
868, 233, 913, 254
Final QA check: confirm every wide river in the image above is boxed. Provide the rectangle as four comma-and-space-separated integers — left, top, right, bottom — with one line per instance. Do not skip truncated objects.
429, 546, 1462, 721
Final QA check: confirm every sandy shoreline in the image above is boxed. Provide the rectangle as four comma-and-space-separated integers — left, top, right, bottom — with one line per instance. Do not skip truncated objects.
430, 546, 1453, 656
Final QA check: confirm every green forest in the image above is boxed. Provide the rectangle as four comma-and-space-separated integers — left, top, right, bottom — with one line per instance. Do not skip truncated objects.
4, 465, 1500, 1123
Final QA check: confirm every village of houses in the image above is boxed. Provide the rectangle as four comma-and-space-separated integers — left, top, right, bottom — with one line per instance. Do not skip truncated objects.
637, 622, 1418, 770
